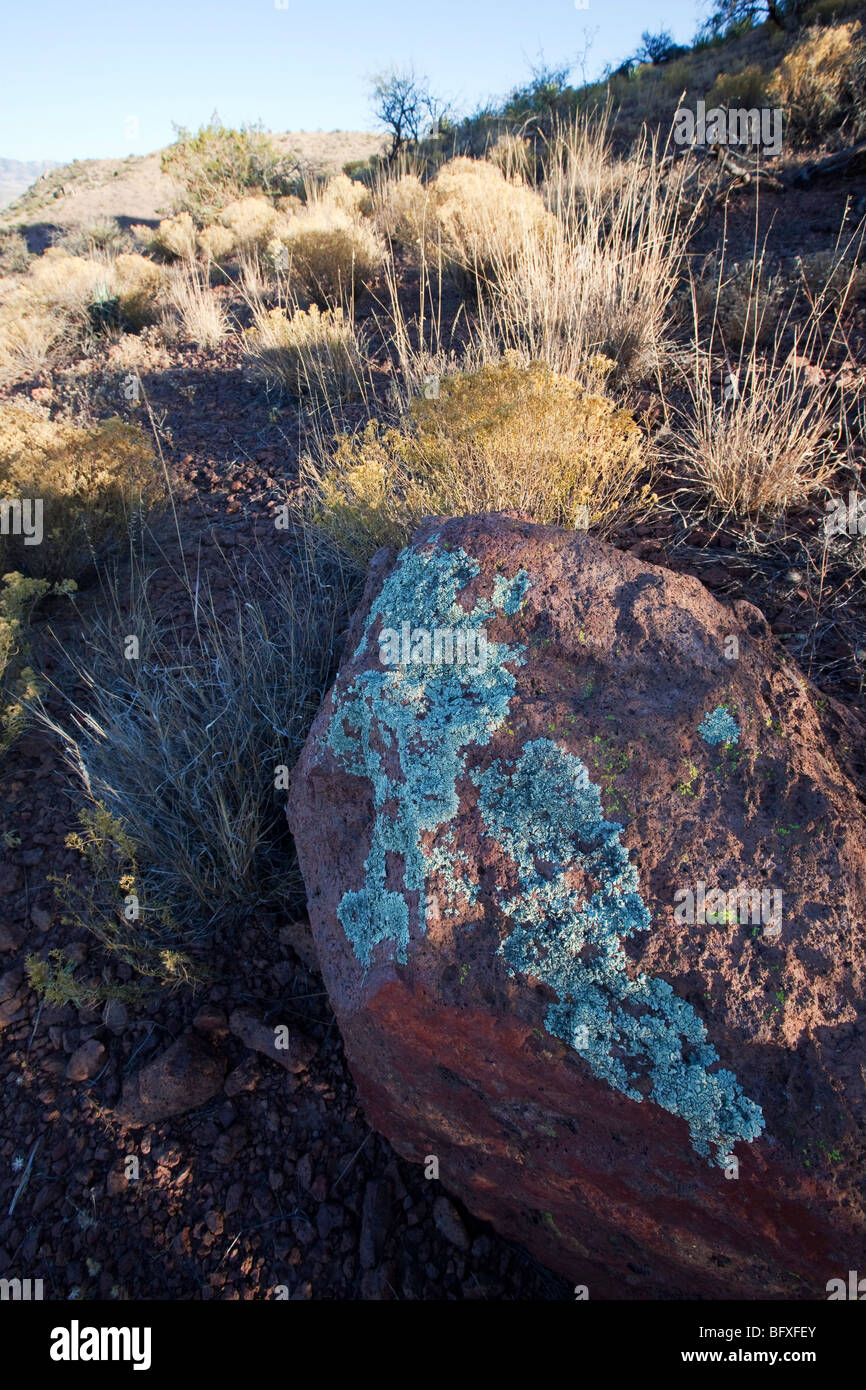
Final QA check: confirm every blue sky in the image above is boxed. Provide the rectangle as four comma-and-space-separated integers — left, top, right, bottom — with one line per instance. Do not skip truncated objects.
3, 0, 704, 162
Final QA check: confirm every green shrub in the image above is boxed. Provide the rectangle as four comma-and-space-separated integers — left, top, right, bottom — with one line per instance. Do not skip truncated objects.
160, 117, 298, 221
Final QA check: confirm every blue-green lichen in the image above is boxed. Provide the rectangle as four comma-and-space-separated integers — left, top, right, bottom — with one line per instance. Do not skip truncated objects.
699, 705, 740, 746
326, 538, 764, 1166
327, 538, 528, 966
472, 739, 764, 1165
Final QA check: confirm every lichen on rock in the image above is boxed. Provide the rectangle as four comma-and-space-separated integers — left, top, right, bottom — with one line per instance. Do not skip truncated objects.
473, 738, 764, 1165
326, 534, 763, 1166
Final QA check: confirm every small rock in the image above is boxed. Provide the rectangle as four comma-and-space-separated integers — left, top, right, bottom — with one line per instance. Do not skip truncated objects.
227, 1010, 315, 1074
66, 1039, 106, 1082
115, 1031, 226, 1128
360, 1179, 392, 1270
433, 1195, 470, 1252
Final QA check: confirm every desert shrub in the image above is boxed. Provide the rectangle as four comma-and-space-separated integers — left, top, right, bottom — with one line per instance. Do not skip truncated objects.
218, 196, 277, 250
268, 204, 384, 302
487, 132, 533, 181
163, 264, 229, 347
373, 172, 431, 251
160, 117, 298, 221
304, 356, 652, 560
706, 65, 769, 110
794, 248, 866, 310
429, 156, 553, 280
197, 223, 237, 262
39, 529, 357, 985
0, 571, 74, 753
112, 253, 163, 329
0, 404, 165, 581
0, 230, 31, 274
25, 945, 142, 1009
244, 302, 366, 401
768, 22, 866, 144
54, 217, 127, 257
686, 255, 788, 349
316, 172, 372, 217
152, 211, 197, 261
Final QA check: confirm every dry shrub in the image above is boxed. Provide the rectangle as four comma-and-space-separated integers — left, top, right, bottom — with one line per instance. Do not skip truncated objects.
373, 172, 431, 251
430, 156, 553, 280
244, 302, 366, 401
197, 223, 237, 262
706, 65, 769, 111
163, 264, 230, 348
487, 132, 533, 181
768, 22, 866, 144
303, 356, 652, 560
315, 173, 371, 218
152, 211, 197, 261
218, 196, 277, 250
268, 204, 384, 302
0, 572, 74, 754
0, 249, 163, 381
113, 253, 163, 329
0, 403, 165, 580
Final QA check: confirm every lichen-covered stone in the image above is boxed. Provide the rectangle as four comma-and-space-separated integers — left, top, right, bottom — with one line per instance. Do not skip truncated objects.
289, 514, 866, 1298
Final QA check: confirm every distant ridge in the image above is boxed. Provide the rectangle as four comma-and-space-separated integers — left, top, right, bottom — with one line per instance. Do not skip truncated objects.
0, 157, 60, 211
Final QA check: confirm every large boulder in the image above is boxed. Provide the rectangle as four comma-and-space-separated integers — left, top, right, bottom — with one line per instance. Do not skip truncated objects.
288, 514, 866, 1298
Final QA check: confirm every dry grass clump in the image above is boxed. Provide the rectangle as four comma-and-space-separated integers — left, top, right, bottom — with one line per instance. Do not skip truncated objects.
244, 302, 366, 402
152, 211, 198, 261
0, 403, 165, 580
768, 21, 866, 145
163, 264, 230, 348
473, 113, 695, 381
665, 345, 842, 518
268, 203, 384, 302
197, 223, 237, 263
303, 356, 652, 560
218, 196, 277, 250
0, 249, 164, 381
38, 528, 357, 984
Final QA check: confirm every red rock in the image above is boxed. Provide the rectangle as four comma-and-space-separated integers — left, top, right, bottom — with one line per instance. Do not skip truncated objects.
115, 1031, 226, 1128
289, 514, 866, 1299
